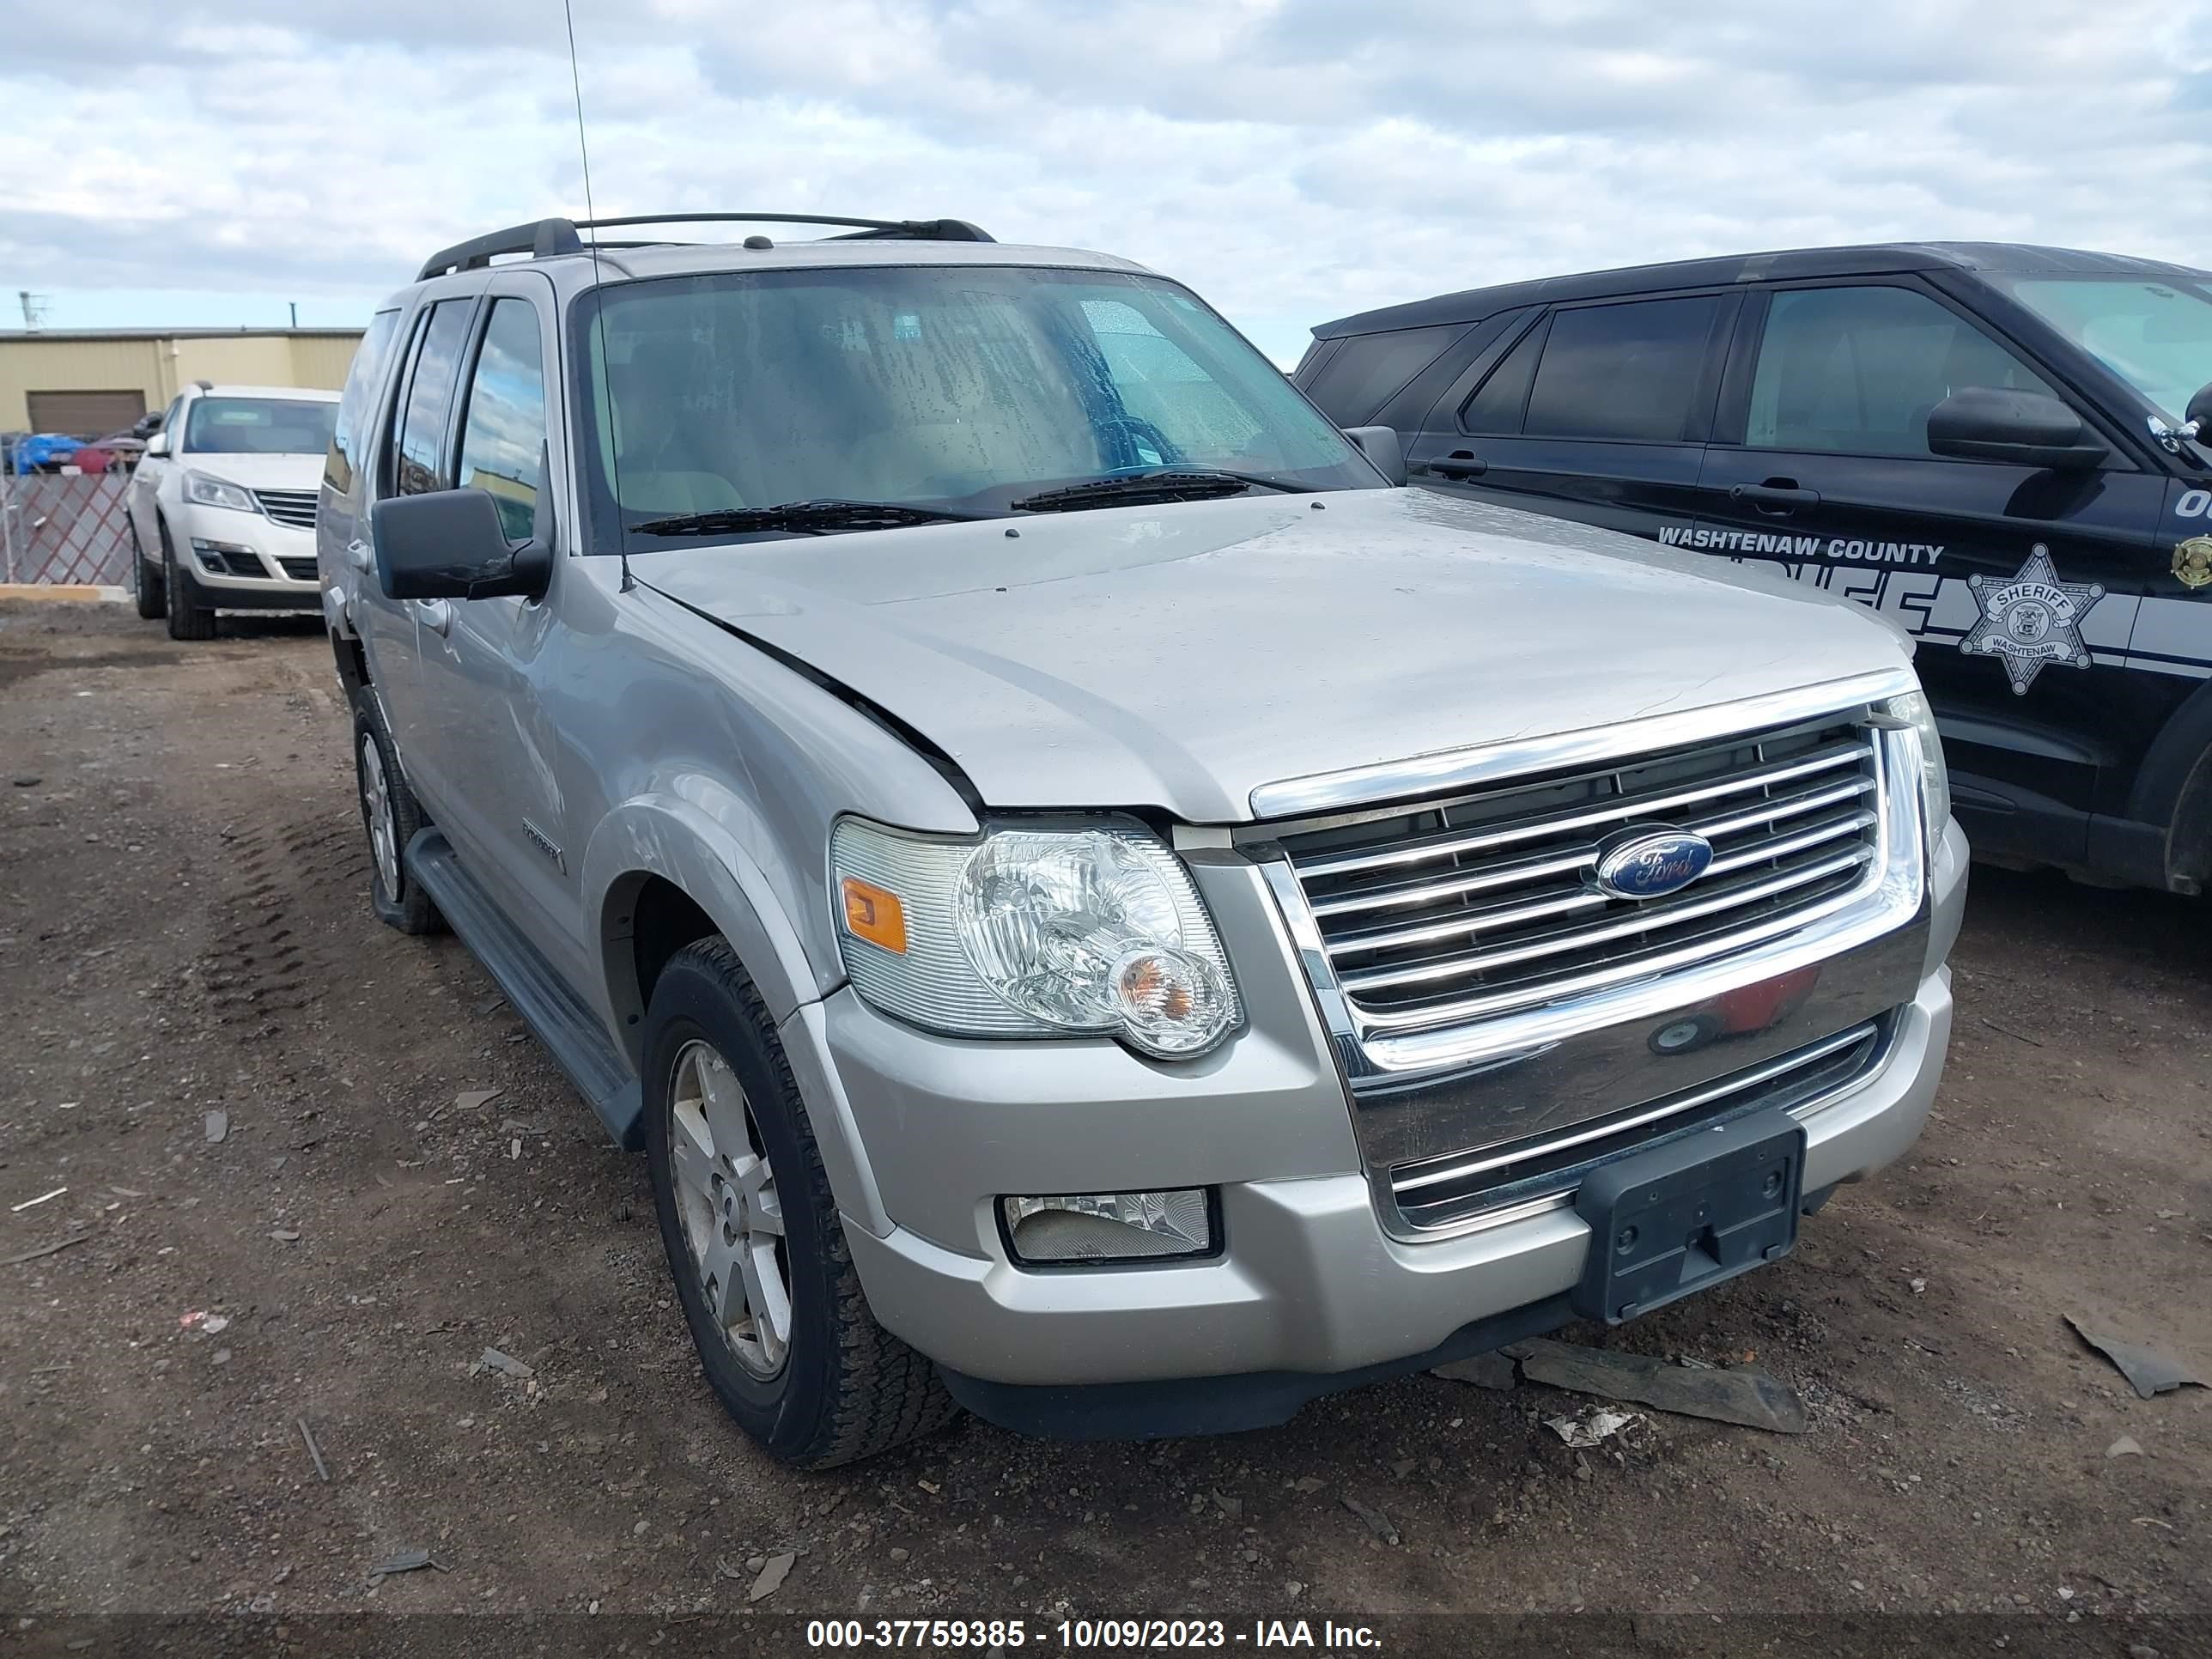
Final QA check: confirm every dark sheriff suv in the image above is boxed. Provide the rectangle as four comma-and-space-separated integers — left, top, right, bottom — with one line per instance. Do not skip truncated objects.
1297, 244, 2212, 894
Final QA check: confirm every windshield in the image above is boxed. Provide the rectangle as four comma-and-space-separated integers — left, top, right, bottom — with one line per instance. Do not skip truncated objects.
183, 397, 340, 457
574, 264, 1377, 546
1994, 276, 2212, 425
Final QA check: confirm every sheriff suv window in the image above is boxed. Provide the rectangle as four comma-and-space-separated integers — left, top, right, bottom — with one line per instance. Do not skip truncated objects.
1745, 285, 2057, 459
1522, 296, 1721, 442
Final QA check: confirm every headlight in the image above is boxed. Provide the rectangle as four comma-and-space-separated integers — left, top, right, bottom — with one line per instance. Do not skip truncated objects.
1884, 689, 1949, 835
830, 818, 1242, 1060
184, 471, 258, 513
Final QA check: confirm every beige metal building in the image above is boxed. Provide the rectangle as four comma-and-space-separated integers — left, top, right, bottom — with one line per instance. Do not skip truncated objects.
0, 327, 365, 437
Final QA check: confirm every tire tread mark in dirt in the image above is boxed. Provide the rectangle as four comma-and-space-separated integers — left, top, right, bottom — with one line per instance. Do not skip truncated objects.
198, 807, 365, 1041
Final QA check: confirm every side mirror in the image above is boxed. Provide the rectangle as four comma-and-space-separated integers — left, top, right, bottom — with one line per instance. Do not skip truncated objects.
370, 489, 550, 602
2184, 380, 2212, 435
143, 431, 171, 459
1927, 388, 2105, 470
1342, 424, 1407, 486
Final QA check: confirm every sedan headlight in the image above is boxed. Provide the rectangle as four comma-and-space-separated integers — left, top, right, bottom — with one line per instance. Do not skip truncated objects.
1884, 689, 1949, 835
830, 818, 1242, 1060
184, 471, 258, 513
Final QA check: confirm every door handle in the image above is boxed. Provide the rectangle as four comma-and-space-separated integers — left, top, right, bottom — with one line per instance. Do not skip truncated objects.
414, 599, 453, 636
344, 538, 373, 572
1427, 450, 1487, 480
1729, 482, 1822, 511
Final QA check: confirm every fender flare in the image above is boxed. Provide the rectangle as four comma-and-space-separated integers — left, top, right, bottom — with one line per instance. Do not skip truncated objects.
580, 797, 893, 1237
583, 795, 826, 1046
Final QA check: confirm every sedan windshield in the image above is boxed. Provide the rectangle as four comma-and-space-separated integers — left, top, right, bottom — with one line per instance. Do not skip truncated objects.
1993, 275, 2212, 426
183, 397, 340, 456
575, 264, 1378, 546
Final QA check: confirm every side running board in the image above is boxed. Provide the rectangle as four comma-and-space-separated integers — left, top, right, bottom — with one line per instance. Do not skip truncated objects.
404, 828, 644, 1149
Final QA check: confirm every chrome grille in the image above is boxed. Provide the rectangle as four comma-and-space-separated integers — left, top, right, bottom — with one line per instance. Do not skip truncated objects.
254, 489, 319, 529
1389, 1018, 1887, 1233
1279, 712, 1883, 1035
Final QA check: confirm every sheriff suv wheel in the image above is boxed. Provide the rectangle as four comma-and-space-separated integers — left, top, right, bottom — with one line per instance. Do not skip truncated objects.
351, 692, 443, 934
643, 938, 957, 1467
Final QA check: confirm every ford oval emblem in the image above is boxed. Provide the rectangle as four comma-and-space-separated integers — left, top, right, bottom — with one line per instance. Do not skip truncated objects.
1593, 824, 1714, 901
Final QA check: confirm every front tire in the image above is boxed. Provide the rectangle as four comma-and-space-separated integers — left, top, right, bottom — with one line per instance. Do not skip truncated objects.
352, 693, 443, 934
131, 519, 167, 620
644, 939, 957, 1467
161, 521, 216, 641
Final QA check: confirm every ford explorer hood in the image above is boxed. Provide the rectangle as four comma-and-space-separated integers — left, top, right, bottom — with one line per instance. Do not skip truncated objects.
629, 488, 1914, 823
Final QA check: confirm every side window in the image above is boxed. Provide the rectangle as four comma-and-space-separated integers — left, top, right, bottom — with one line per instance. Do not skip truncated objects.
1746, 285, 2060, 459
1522, 295, 1722, 442
1299, 324, 1465, 425
325, 308, 402, 493
454, 300, 549, 542
1460, 318, 1545, 434
390, 300, 476, 497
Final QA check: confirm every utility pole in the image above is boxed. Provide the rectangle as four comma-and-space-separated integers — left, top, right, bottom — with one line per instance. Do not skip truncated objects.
18, 290, 48, 330
289, 301, 298, 328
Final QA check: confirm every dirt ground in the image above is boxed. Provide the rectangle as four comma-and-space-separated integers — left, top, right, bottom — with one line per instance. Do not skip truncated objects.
1, 599, 2207, 1641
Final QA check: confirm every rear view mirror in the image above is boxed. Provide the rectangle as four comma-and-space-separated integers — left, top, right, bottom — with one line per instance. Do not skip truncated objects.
371, 489, 550, 602
1927, 388, 2106, 470
2185, 380, 2212, 434
1342, 425, 1407, 486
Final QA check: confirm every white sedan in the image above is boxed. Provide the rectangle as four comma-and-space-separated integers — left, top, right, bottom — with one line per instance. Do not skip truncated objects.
127, 383, 340, 639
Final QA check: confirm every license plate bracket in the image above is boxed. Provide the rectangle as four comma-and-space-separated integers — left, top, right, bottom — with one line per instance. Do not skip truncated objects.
1571, 1109, 1807, 1326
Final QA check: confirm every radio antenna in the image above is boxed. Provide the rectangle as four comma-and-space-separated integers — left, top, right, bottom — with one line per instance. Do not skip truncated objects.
562, 0, 631, 589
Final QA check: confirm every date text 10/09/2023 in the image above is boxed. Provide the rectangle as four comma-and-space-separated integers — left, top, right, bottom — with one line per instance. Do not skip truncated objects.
805, 1619, 1383, 1650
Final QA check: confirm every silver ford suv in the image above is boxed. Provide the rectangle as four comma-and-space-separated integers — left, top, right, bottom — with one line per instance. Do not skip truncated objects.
319, 212, 1965, 1467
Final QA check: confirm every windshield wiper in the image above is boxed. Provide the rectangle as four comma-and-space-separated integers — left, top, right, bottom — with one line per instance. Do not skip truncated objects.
630, 500, 988, 538
1011, 467, 1315, 513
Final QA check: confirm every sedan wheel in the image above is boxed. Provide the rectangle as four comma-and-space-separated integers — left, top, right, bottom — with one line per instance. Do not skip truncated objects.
667, 1038, 791, 1378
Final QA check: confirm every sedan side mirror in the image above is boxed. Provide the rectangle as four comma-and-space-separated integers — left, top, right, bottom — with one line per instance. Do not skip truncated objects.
143, 431, 171, 459
1342, 424, 1407, 486
1927, 388, 2106, 470
371, 489, 550, 602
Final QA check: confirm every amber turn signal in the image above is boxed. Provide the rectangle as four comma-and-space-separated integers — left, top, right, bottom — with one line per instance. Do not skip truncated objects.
840, 876, 908, 954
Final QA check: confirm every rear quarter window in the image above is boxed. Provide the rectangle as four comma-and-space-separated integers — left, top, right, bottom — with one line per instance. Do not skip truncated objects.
1300, 324, 1467, 424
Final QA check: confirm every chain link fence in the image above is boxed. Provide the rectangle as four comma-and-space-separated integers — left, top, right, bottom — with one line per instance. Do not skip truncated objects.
0, 471, 136, 586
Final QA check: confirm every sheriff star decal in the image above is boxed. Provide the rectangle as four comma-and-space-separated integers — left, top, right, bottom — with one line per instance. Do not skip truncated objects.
1961, 545, 2104, 696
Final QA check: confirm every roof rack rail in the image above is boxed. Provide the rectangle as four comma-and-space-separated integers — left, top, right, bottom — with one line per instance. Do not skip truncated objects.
415, 213, 994, 282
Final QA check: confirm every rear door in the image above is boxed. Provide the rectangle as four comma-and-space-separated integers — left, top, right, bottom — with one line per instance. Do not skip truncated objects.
1695, 280, 2164, 847
359, 289, 483, 779
1402, 291, 1737, 541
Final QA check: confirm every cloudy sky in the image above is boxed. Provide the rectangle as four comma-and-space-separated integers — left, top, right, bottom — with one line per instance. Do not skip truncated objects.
5, 0, 2209, 362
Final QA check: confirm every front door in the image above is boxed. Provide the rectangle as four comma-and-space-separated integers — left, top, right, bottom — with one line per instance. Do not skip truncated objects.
404, 275, 590, 981
1403, 292, 1736, 543
1694, 281, 2163, 858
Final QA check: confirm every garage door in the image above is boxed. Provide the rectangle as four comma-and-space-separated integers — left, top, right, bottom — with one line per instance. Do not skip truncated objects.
26, 389, 149, 440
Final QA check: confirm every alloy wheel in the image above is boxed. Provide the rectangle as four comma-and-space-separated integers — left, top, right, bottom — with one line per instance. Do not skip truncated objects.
667, 1038, 791, 1378
359, 733, 400, 898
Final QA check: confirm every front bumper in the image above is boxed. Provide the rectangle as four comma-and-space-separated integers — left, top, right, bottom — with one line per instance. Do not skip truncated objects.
812, 818, 1966, 1428
177, 506, 319, 607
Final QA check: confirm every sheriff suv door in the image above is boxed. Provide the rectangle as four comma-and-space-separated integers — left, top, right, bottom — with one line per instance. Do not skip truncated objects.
1696, 281, 2162, 867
